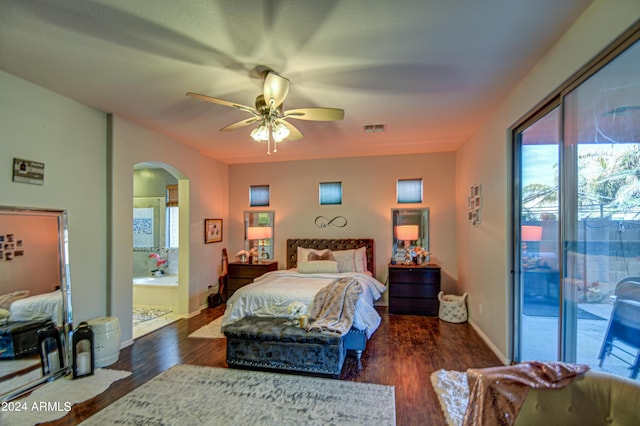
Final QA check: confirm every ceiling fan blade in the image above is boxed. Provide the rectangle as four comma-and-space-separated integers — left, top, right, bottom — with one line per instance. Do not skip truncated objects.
220, 116, 262, 132
279, 120, 304, 141
284, 107, 344, 121
263, 72, 290, 109
186, 92, 256, 115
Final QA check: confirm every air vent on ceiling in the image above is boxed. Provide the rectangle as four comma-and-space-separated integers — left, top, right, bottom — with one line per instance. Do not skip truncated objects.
363, 123, 386, 133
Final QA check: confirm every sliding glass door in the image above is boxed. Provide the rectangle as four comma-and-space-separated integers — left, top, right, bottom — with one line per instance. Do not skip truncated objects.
517, 107, 561, 362
514, 31, 640, 379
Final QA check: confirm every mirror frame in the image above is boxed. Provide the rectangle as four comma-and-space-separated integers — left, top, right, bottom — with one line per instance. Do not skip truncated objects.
0, 206, 72, 402
392, 208, 430, 261
243, 210, 275, 261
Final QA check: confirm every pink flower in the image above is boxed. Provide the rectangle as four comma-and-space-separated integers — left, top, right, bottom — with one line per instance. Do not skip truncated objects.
149, 253, 167, 268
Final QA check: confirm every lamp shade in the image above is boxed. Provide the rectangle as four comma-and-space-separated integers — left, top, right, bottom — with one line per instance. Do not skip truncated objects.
247, 226, 272, 240
395, 225, 419, 241
522, 225, 543, 241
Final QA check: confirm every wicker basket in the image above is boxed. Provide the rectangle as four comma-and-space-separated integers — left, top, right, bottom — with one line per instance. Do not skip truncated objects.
438, 291, 468, 323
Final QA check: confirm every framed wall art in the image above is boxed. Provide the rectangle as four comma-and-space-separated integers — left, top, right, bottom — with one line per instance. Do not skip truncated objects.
204, 218, 223, 244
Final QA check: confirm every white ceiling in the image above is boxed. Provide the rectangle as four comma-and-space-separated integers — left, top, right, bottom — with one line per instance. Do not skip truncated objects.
0, 0, 594, 164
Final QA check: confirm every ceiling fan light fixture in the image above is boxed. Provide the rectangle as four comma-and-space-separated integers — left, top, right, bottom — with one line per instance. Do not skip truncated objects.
272, 122, 290, 142
250, 125, 269, 142
187, 68, 343, 155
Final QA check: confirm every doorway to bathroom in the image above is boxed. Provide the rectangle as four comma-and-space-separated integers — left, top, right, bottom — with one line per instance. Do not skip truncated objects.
132, 163, 185, 338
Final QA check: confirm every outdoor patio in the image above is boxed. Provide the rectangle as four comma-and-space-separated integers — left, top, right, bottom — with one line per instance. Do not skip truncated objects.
522, 302, 638, 380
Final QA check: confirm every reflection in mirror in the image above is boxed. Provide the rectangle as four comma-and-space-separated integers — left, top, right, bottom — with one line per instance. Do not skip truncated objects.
392, 208, 429, 264
244, 211, 275, 262
0, 207, 72, 402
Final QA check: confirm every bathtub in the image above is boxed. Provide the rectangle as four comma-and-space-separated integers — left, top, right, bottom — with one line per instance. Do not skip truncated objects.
133, 275, 178, 286
133, 275, 178, 309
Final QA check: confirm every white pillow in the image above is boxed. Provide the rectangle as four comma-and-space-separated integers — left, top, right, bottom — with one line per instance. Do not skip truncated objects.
354, 246, 368, 272
332, 250, 357, 273
297, 260, 339, 274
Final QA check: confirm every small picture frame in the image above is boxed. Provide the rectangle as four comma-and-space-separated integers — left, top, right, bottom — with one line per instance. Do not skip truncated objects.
204, 218, 223, 244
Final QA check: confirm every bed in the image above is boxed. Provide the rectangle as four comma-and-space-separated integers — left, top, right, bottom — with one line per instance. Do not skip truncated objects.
0, 290, 62, 360
0, 290, 63, 326
222, 239, 385, 376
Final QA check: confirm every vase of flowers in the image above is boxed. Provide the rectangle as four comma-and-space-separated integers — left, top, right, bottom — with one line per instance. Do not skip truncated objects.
236, 250, 249, 263
148, 253, 168, 276
287, 301, 308, 328
414, 247, 430, 265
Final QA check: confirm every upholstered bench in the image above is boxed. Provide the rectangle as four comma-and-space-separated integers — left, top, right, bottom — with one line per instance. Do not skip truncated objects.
224, 317, 349, 377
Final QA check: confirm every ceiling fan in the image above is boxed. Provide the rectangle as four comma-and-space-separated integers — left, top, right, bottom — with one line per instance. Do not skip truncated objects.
186, 70, 344, 154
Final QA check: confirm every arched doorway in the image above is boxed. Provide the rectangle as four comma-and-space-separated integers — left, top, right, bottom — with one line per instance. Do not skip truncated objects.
132, 162, 189, 337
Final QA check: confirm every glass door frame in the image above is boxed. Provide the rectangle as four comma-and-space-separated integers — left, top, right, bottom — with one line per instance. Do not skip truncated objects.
510, 22, 640, 366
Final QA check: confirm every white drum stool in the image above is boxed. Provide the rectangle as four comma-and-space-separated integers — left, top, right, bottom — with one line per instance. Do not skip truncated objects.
87, 317, 121, 367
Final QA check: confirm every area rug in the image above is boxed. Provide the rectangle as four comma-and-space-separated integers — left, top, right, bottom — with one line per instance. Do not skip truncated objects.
0, 368, 131, 426
133, 306, 172, 326
188, 316, 225, 339
430, 369, 469, 426
0, 368, 42, 395
0, 358, 40, 377
79, 364, 396, 425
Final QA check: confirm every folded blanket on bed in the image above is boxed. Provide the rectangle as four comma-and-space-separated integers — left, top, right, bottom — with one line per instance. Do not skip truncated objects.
463, 361, 590, 426
0, 290, 31, 310
308, 277, 362, 336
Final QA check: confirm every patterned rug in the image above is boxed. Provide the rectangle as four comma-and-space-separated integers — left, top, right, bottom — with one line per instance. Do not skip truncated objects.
188, 316, 225, 339
79, 364, 396, 425
132, 306, 172, 326
430, 369, 469, 426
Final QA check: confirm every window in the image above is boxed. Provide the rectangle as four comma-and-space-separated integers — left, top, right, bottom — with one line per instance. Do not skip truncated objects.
397, 178, 422, 203
319, 182, 342, 205
249, 185, 270, 207
166, 206, 179, 248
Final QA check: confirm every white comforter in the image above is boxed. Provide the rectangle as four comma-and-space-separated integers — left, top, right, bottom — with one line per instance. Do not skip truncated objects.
221, 271, 387, 338
9, 290, 63, 325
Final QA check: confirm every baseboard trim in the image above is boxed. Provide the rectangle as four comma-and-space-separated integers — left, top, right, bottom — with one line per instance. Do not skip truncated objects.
468, 318, 510, 365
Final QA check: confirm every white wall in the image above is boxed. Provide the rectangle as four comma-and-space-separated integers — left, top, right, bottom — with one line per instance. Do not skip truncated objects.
456, 0, 640, 363
111, 116, 229, 343
0, 70, 230, 345
0, 70, 108, 322
228, 153, 458, 296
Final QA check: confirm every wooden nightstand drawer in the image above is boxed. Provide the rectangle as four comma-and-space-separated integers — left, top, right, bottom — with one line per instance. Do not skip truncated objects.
226, 261, 277, 299
389, 283, 440, 299
389, 269, 440, 285
389, 298, 439, 316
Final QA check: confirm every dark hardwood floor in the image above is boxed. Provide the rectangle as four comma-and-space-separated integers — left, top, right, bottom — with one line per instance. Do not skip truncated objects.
46, 306, 502, 425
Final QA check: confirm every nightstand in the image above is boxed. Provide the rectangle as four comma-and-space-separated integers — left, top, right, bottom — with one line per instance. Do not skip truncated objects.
388, 264, 441, 316
226, 261, 278, 300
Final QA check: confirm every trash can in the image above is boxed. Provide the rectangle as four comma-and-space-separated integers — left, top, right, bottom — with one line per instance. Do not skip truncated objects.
87, 317, 121, 367
438, 291, 468, 323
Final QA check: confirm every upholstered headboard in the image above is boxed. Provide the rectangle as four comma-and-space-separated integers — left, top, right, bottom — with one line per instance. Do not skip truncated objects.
286, 239, 375, 273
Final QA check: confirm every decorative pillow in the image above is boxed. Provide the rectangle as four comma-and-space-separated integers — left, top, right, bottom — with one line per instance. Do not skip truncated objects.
297, 247, 331, 264
297, 260, 339, 274
332, 250, 357, 273
308, 251, 334, 261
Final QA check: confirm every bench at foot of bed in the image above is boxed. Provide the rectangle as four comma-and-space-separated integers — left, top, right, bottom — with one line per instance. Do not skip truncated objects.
224, 317, 365, 378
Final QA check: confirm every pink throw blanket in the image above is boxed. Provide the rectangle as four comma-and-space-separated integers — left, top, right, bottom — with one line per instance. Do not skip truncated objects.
463, 361, 590, 426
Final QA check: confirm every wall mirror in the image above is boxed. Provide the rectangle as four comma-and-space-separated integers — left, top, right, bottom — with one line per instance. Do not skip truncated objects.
243, 211, 275, 262
0, 206, 72, 402
392, 208, 429, 263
